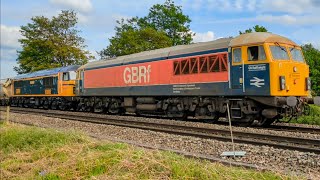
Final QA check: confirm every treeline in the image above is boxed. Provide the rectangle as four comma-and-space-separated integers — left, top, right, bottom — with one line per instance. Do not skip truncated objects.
13, 1, 320, 95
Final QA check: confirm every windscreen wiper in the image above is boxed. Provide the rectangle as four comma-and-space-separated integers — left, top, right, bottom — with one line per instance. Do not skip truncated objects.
275, 42, 287, 52
290, 45, 297, 52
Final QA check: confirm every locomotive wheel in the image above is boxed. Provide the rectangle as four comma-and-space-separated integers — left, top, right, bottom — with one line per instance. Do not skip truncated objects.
235, 114, 255, 127
51, 100, 58, 110
77, 103, 85, 112
203, 113, 220, 123
43, 100, 49, 110
34, 98, 40, 109
69, 102, 76, 111
178, 112, 188, 121
167, 105, 186, 119
94, 99, 104, 113
108, 107, 120, 114
108, 101, 122, 114
84, 99, 93, 112
85, 106, 93, 112
18, 99, 23, 107
256, 117, 275, 127
58, 102, 67, 111
23, 99, 29, 108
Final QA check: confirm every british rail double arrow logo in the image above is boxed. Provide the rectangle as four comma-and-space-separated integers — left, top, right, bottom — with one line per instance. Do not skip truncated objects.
250, 77, 265, 87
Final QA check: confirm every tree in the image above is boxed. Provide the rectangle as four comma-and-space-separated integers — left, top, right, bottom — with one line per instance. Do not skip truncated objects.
138, 0, 193, 46
100, 0, 193, 58
15, 10, 92, 74
101, 27, 172, 57
239, 25, 268, 34
302, 44, 320, 95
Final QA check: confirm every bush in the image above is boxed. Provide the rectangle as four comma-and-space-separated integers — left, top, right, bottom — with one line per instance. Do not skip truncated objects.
289, 105, 320, 125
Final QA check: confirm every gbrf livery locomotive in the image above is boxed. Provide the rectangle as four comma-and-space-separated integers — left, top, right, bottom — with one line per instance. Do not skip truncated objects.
2, 32, 320, 126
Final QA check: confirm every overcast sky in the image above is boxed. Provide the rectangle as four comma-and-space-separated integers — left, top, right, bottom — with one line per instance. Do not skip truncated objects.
1, 0, 320, 79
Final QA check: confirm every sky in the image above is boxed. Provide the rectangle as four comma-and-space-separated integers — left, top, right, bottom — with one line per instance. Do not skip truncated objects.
1, 0, 320, 79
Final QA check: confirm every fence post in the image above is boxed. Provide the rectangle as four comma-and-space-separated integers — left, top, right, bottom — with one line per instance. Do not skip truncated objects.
5, 105, 10, 123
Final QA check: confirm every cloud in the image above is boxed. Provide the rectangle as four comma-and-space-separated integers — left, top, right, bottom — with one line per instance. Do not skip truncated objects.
234, 0, 244, 10
0, 59, 17, 79
77, 13, 90, 24
185, 0, 320, 15
0, 25, 21, 78
259, 0, 320, 14
292, 27, 320, 50
0, 48, 18, 79
49, 0, 93, 13
0, 49, 17, 61
200, 13, 320, 26
256, 14, 320, 25
193, 31, 216, 42
190, 0, 203, 11
0, 25, 22, 49
246, 0, 257, 11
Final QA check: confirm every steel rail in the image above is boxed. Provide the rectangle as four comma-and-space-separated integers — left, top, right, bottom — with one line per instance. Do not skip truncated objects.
2, 107, 320, 134
215, 119, 320, 134
5, 108, 320, 154
266, 124, 320, 134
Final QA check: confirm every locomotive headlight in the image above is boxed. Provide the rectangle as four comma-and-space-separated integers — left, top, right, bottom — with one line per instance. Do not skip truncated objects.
280, 76, 286, 90
306, 77, 311, 91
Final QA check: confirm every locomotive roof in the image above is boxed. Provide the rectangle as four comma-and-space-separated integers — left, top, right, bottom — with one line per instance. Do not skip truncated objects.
229, 32, 297, 47
81, 32, 298, 70
80, 37, 232, 70
13, 65, 80, 80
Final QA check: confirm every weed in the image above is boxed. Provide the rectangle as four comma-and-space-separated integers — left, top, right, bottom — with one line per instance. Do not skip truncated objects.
0, 124, 300, 179
287, 105, 320, 125
0, 124, 86, 153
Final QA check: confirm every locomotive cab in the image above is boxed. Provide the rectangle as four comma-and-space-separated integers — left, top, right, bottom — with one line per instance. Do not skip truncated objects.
268, 44, 309, 97
227, 32, 320, 125
229, 32, 310, 99
59, 70, 77, 96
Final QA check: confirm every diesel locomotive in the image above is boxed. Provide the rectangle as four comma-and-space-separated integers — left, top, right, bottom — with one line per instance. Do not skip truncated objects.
2, 32, 320, 126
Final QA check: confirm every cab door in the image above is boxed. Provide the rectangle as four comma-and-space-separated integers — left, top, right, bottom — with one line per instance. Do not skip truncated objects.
75, 70, 84, 95
244, 45, 270, 95
230, 47, 244, 91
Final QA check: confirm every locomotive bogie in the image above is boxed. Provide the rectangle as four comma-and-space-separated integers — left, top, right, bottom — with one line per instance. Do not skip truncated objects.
68, 95, 289, 126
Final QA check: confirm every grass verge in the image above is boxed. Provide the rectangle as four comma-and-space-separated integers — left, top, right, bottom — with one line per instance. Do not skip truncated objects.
280, 105, 320, 125
0, 123, 298, 179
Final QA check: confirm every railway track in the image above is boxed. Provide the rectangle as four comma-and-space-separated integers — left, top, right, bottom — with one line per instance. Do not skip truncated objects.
266, 124, 320, 134
2, 106, 320, 134
3, 107, 320, 154
215, 119, 320, 134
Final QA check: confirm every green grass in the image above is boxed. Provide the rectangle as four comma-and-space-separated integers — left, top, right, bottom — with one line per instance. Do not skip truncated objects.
0, 124, 86, 153
281, 105, 320, 125
0, 124, 299, 179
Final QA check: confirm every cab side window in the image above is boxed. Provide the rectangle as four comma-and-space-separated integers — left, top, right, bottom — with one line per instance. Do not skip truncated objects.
62, 72, 70, 81
233, 48, 242, 63
247, 46, 266, 61
69, 71, 76, 80
43, 77, 53, 88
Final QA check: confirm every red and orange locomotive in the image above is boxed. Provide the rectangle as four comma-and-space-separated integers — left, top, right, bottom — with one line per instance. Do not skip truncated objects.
2, 32, 320, 126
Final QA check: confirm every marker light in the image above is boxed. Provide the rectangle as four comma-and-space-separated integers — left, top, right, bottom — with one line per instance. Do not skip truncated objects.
306, 77, 311, 91
280, 76, 286, 90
